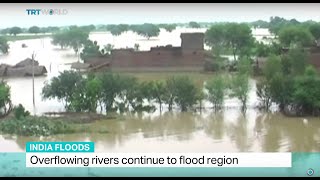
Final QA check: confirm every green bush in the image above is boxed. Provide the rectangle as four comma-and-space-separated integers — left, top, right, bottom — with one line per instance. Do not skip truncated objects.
0, 117, 72, 136
13, 104, 30, 119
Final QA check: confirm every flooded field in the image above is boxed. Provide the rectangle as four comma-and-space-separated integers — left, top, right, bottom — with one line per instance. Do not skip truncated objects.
1, 28, 319, 153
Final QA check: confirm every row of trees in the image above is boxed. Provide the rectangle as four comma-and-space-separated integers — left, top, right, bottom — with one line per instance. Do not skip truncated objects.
0, 21, 201, 38
105, 21, 202, 38
0, 26, 61, 36
204, 21, 320, 71
250, 16, 320, 37
0, 25, 97, 36
41, 67, 252, 114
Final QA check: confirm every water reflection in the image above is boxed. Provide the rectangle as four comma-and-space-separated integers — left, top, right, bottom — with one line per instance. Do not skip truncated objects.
1, 110, 320, 153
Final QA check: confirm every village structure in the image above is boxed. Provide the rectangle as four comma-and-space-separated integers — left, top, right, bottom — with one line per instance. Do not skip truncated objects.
72, 32, 209, 72
0, 58, 47, 77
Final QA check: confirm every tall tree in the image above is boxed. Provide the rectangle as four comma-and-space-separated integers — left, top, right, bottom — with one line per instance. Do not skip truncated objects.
205, 23, 254, 61
9, 26, 22, 36
278, 26, 314, 47
189, 21, 201, 28
133, 23, 160, 39
28, 26, 41, 34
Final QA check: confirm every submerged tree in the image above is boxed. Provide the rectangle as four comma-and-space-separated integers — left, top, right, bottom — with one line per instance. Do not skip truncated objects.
42, 70, 83, 111
0, 81, 13, 117
51, 32, 69, 49
9, 26, 22, 36
80, 40, 105, 62
189, 21, 201, 28
169, 76, 199, 112
205, 75, 226, 110
0, 37, 9, 54
28, 26, 41, 34
278, 26, 314, 48
230, 74, 250, 111
205, 23, 254, 61
51, 28, 89, 54
132, 23, 160, 40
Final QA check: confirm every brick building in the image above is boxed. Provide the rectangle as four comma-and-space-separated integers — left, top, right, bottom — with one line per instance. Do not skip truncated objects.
86, 33, 207, 72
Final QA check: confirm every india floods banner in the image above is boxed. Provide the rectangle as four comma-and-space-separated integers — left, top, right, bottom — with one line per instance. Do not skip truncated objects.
0, 141, 319, 177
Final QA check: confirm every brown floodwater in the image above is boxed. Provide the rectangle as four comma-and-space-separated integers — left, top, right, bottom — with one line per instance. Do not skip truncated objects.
1, 110, 320, 153
1, 29, 319, 153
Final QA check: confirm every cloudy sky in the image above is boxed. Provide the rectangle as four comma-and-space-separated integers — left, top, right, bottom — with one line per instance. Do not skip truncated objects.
1, 3, 320, 28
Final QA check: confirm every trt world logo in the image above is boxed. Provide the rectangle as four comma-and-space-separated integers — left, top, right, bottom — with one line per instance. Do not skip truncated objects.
26, 9, 68, 15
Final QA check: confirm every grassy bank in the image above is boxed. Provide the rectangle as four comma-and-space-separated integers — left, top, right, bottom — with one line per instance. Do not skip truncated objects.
2, 34, 52, 41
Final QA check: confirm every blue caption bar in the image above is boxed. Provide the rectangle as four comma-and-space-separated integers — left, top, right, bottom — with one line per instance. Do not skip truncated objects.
26, 142, 94, 153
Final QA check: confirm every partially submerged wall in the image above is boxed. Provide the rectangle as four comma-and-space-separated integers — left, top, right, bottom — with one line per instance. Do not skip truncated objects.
86, 33, 207, 72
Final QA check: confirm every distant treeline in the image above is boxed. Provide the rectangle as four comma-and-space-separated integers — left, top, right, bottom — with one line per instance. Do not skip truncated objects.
1, 16, 319, 36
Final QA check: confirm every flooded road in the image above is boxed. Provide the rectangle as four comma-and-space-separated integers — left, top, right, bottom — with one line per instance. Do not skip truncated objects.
1, 28, 319, 153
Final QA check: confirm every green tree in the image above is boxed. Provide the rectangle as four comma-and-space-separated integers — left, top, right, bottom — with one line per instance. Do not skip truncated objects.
292, 66, 320, 115
67, 28, 89, 55
51, 32, 69, 49
253, 41, 280, 57
109, 24, 128, 36
171, 76, 199, 112
0, 28, 9, 35
42, 70, 83, 111
237, 57, 253, 76
98, 73, 128, 113
225, 23, 255, 61
79, 25, 96, 33
269, 73, 294, 112
205, 23, 254, 61
230, 74, 250, 111
13, 104, 30, 120
251, 20, 269, 28
189, 21, 201, 28
164, 77, 176, 111
162, 24, 177, 32
0, 37, 9, 54
69, 74, 102, 112
9, 26, 22, 36
45, 26, 60, 33
269, 16, 291, 35
263, 54, 282, 81
28, 26, 41, 34
281, 47, 309, 76
205, 75, 226, 109
132, 81, 156, 112
256, 79, 272, 110
134, 23, 160, 39
278, 26, 314, 47
149, 81, 167, 112
205, 24, 226, 54
80, 40, 104, 62
309, 23, 320, 46
85, 75, 103, 112
0, 81, 13, 117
